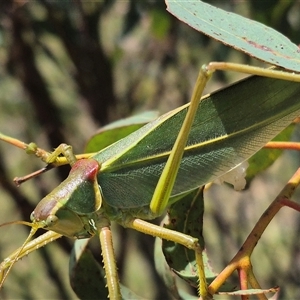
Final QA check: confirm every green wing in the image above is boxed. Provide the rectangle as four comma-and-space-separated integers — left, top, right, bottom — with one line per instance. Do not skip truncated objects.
93, 74, 300, 209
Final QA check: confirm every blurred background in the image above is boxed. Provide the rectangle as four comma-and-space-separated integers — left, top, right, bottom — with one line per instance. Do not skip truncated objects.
0, 0, 300, 299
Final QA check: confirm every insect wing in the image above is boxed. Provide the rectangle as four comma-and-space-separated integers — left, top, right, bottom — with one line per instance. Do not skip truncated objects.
94, 75, 300, 209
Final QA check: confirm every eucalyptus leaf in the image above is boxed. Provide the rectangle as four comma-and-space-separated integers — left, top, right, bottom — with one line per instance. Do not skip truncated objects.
166, 0, 300, 71
162, 188, 206, 285
69, 238, 108, 300
85, 111, 158, 153
154, 235, 182, 299
162, 187, 235, 292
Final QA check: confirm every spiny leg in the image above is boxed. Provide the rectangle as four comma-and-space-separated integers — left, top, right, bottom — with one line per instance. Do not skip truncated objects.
99, 226, 121, 300
126, 218, 211, 299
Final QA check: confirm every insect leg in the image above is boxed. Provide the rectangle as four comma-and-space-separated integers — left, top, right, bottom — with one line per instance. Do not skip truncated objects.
125, 218, 210, 299
0, 231, 62, 286
150, 65, 213, 215
98, 226, 121, 300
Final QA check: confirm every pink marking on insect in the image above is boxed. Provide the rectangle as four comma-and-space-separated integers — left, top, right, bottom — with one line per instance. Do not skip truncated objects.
70, 159, 100, 182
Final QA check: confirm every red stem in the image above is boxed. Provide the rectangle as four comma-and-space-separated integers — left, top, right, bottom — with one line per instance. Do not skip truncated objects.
208, 168, 300, 297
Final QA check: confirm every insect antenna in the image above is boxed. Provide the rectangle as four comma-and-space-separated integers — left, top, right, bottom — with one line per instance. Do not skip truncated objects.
0, 220, 40, 288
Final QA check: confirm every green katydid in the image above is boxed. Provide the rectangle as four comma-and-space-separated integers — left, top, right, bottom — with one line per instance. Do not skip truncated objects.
1, 63, 300, 299
1, 2, 300, 300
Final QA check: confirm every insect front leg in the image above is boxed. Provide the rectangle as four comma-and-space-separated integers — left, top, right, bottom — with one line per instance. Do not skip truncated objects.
0, 231, 62, 286
45, 143, 77, 166
0, 133, 93, 170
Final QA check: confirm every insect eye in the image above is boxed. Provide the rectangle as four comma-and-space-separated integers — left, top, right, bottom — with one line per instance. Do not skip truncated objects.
30, 212, 35, 222
45, 215, 58, 227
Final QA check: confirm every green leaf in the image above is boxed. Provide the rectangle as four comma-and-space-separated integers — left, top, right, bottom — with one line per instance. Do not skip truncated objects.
162, 187, 235, 292
154, 236, 182, 299
166, 0, 300, 71
162, 188, 208, 284
85, 111, 158, 153
69, 238, 108, 300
